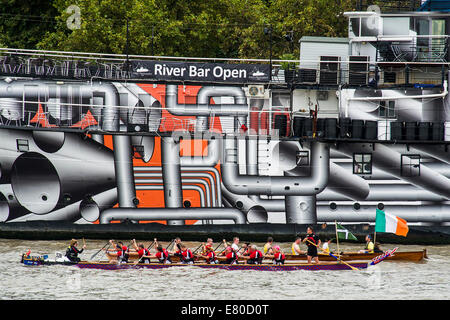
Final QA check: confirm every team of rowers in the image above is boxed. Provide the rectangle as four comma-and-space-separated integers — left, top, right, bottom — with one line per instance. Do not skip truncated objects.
65, 226, 379, 265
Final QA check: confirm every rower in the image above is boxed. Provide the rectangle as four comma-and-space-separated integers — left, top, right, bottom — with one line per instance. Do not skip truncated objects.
108, 240, 129, 263
272, 246, 285, 265
321, 238, 332, 254
155, 244, 172, 264
291, 236, 305, 255
360, 235, 375, 254
132, 239, 151, 264
246, 245, 263, 265
240, 242, 251, 256
202, 245, 218, 264
65, 239, 86, 263
231, 237, 240, 255
303, 226, 321, 263
219, 246, 238, 265
170, 237, 183, 258
374, 242, 383, 254
263, 237, 274, 255
201, 238, 214, 254
178, 243, 195, 264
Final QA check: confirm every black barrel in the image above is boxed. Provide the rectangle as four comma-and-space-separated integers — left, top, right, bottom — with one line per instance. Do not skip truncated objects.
324, 118, 338, 139
418, 122, 430, 141
303, 118, 313, 137
405, 121, 417, 140
431, 122, 444, 141
390, 121, 403, 140
352, 120, 364, 139
274, 114, 288, 137
339, 117, 352, 138
364, 120, 378, 140
293, 117, 304, 137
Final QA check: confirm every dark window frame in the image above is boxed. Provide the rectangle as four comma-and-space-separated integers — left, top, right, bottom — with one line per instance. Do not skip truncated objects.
353, 153, 372, 174
401, 154, 421, 177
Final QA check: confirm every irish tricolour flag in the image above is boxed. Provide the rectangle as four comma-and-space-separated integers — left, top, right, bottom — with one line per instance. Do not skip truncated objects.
375, 209, 409, 237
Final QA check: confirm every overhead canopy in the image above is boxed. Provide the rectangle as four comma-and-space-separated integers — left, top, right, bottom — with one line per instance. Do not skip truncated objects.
418, 0, 450, 11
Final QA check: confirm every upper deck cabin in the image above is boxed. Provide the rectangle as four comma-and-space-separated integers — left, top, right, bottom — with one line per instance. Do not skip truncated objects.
292, 0, 450, 89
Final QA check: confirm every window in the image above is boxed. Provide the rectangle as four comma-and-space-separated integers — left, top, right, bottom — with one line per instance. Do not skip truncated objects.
16, 139, 29, 152
401, 155, 420, 177
353, 153, 372, 174
296, 150, 310, 167
379, 100, 395, 118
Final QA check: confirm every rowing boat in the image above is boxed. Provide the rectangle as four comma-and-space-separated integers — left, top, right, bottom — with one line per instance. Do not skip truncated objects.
21, 254, 370, 271
284, 250, 428, 262
105, 249, 427, 263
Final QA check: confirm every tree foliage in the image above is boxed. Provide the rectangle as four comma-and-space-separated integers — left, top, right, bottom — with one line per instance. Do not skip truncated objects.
0, 0, 357, 59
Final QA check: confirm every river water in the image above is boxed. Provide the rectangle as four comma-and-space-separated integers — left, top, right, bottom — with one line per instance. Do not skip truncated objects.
0, 239, 449, 300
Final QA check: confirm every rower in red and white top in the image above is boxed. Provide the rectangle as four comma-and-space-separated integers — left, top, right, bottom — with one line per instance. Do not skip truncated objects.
203, 245, 218, 264
178, 243, 194, 264
155, 245, 171, 264
272, 246, 285, 265
132, 239, 151, 264
220, 246, 238, 265
108, 240, 129, 263
246, 245, 264, 265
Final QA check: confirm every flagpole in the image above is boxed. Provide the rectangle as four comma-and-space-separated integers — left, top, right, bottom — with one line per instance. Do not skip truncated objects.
335, 220, 341, 259
373, 231, 377, 249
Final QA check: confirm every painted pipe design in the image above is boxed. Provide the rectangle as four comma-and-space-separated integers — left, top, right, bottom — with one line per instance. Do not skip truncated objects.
221, 182, 268, 223
221, 136, 329, 196
317, 204, 450, 223
112, 134, 137, 208
134, 166, 222, 207
161, 136, 183, 225
338, 143, 450, 199
135, 184, 207, 208
99, 207, 246, 224
165, 84, 248, 117
165, 84, 249, 131
7, 131, 115, 214
135, 177, 212, 208
0, 80, 120, 131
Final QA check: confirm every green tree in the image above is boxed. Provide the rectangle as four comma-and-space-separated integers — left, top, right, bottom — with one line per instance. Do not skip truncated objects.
28, 0, 357, 60
0, 0, 58, 49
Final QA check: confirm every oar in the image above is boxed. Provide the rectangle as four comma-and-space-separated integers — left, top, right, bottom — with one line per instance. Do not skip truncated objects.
213, 241, 223, 252
306, 239, 359, 271
192, 243, 203, 254
147, 239, 157, 250
166, 239, 175, 250
90, 241, 109, 260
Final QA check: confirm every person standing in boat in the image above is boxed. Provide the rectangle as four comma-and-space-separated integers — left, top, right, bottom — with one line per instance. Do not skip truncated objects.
360, 235, 375, 254
263, 237, 274, 255
303, 226, 321, 263
291, 236, 305, 255
65, 239, 86, 263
